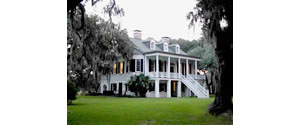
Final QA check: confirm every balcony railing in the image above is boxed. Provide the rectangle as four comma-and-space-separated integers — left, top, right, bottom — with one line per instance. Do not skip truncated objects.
146, 72, 205, 80
102, 72, 205, 84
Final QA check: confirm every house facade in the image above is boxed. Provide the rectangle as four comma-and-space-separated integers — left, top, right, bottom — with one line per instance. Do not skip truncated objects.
100, 30, 209, 98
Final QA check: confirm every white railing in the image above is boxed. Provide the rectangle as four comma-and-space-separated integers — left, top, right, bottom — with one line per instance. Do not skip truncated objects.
159, 72, 167, 78
146, 72, 179, 78
170, 73, 179, 79
189, 74, 206, 80
186, 74, 209, 97
179, 74, 209, 98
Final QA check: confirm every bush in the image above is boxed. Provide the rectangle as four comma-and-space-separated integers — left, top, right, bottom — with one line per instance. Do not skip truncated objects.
67, 80, 78, 104
103, 90, 115, 96
127, 74, 150, 97
87, 92, 102, 96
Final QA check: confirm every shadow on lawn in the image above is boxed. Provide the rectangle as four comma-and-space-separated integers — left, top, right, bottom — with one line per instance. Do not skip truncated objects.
67, 103, 85, 106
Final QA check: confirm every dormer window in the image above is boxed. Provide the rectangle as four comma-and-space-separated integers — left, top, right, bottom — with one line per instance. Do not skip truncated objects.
150, 40, 155, 50
163, 42, 168, 52
176, 44, 180, 54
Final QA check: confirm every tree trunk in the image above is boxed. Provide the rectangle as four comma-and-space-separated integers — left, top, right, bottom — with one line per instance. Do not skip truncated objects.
208, 36, 233, 116
202, 70, 210, 92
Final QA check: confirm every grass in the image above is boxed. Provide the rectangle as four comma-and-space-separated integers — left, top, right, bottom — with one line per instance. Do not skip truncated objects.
67, 96, 232, 125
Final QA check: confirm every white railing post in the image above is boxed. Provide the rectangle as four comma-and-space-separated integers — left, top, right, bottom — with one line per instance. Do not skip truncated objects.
156, 55, 159, 78
144, 56, 147, 75
186, 59, 188, 77
167, 56, 170, 78
178, 58, 181, 78
195, 60, 197, 79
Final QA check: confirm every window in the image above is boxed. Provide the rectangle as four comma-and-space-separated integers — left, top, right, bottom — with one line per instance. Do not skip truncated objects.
160, 83, 167, 92
149, 60, 154, 72
149, 82, 155, 91
113, 63, 117, 74
164, 42, 168, 52
120, 62, 124, 74
176, 45, 180, 54
136, 59, 141, 71
150, 41, 155, 50
111, 84, 117, 91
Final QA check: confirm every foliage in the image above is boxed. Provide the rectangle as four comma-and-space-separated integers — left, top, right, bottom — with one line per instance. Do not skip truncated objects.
67, 13, 133, 92
127, 74, 151, 97
67, 0, 124, 30
188, 0, 233, 116
68, 96, 232, 124
169, 38, 203, 53
67, 80, 78, 104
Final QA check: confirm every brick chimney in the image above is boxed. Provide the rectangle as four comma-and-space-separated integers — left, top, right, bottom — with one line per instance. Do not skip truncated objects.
133, 30, 142, 40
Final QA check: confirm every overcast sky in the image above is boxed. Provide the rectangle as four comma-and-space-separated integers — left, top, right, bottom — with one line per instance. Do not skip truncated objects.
84, 0, 203, 41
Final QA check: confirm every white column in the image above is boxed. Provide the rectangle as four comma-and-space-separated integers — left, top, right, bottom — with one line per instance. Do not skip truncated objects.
167, 56, 170, 78
195, 60, 197, 79
186, 59, 189, 76
177, 80, 181, 97
155, 79, 160, 98
178, 58, 181, 78
122, 83, 126, 95
156, 55, 159, 77
167, 80, 171, 98
144, 56, 147, 75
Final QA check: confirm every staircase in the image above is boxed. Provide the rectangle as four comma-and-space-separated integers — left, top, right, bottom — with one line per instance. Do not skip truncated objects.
179, 74, 209, 98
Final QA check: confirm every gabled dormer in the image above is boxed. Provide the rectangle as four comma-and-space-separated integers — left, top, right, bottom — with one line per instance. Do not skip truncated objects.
175, 44, 180, 54
163, 42, 168, 52
161, 37, 169, 52
150, 39, 156, 50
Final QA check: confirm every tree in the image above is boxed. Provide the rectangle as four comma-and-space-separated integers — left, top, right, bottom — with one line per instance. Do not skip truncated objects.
67, 14, 133, 92
188, 42, 217, 94
127, 74, 151, 97
188, 0, 233, 116
67, 80, 78, 104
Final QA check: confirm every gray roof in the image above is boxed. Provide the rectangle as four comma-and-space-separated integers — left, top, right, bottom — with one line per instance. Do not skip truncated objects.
129, 38, 188, 56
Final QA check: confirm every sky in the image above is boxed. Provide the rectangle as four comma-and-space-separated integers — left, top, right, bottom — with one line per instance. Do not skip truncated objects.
84, 0, 203, 41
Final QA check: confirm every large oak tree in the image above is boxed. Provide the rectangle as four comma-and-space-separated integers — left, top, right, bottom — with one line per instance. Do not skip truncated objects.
188, 0, 233, 116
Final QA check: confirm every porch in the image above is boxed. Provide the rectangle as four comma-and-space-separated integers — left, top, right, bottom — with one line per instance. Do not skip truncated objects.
144, 54, 204, 80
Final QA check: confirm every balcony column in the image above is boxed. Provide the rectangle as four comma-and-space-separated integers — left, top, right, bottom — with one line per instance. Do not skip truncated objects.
195, 60, 197, 79
178, 58, 181, 78
186, 59, 189, 76
144, 56, 147, 75
177, 80, 181, 97
155, 79, 160, 98
167, 80, 171, 98
156, 55, 159, 77
167, 56, 170, 78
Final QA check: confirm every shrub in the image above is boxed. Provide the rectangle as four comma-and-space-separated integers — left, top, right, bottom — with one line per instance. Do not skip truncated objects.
67, 80, 78, 104
103, 90, 115, 96
127, 74, 150, 97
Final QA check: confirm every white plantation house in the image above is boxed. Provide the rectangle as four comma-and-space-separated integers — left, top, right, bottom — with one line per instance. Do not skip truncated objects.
100, 30, 209, 98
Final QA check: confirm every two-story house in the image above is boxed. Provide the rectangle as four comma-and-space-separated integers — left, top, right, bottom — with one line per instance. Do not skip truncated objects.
100, 30, 209, 98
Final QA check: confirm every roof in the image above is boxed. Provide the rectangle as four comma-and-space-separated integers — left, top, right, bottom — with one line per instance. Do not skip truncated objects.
129, 38, 188, 56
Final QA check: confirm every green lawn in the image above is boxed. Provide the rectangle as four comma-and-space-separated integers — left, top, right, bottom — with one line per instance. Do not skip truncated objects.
67, 96, 232, 125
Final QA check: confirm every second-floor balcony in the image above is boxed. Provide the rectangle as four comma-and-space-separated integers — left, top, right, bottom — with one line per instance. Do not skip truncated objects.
146, 72, 205, 79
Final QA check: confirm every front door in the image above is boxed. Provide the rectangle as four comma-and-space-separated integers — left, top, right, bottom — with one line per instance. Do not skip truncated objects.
118, 83, 122, 96
171, 81, 177, 97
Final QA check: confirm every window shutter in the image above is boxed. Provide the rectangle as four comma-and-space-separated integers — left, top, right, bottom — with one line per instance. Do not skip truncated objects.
130, 59, 135, 72
141, 59, 143, 72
